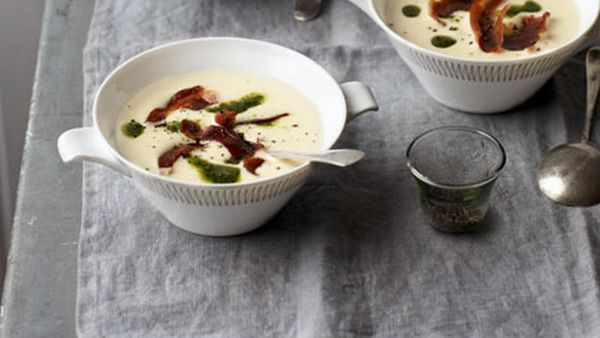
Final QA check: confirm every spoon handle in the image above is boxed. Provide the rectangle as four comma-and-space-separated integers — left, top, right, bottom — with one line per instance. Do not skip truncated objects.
582, 47, 600, 143
268, 149, 364, 167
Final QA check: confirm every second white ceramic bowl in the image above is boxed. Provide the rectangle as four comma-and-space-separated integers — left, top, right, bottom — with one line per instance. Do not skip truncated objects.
58, 37, 378, 236
348, 0, 600, 113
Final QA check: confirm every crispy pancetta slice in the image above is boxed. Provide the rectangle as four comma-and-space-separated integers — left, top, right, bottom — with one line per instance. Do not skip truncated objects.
158, 143, 202, 170
503, 12, 550, 51
180, 119, 203, 141
201, 125, 261, 162
470, 0, 509, 52
429, 0, 473, 24
146, 86, 217, 123
235, 113, 290, 127
243, 157, 265, 175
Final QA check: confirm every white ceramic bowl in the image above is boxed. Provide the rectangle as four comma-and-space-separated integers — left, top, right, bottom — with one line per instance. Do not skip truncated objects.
58, 37, 378, 236
348, 0, 600, 113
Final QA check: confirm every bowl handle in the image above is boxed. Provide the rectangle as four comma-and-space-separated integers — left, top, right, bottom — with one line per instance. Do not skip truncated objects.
341, 81, 379, 122
57, 127, 131, 177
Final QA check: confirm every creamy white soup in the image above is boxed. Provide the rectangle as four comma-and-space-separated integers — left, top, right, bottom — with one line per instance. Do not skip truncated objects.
386, 0, 580, 60
115, 69, 322, 184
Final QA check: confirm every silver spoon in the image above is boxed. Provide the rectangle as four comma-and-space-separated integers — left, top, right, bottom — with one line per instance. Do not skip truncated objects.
537, 47, 600, 206
294, 0, 323, 22
267, 149, 364, 167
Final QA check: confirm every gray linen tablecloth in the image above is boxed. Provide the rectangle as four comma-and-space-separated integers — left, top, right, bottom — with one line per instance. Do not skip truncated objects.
79, 0, 600, 336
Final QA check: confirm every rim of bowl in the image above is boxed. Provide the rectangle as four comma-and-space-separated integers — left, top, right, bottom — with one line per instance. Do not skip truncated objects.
92, 37, 347, 188
365, 0, 600, 64
406, 126, 507, 189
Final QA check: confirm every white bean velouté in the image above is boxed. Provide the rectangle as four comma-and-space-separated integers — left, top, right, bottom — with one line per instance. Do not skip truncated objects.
115, 69, 322, 184
386, 0, 579, 60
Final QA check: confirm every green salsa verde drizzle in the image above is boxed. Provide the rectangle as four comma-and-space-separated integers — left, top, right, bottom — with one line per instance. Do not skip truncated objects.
402, 5, 421, 18
431, 36, 457, 48
187, 155, 240, 183
164, 120, 181, 133
506, 1, 542, 18
153, 120, 182, 133
121, 119, 145, 138
206, 92, 265, 113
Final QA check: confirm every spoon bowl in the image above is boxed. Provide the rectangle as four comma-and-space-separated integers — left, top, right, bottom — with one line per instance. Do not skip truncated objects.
538, 143, 600, 206
537, 47, 600, 206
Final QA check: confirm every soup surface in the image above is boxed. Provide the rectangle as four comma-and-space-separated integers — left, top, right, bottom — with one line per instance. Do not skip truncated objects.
385, 0, 580, 60
115, 69, 322, 184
